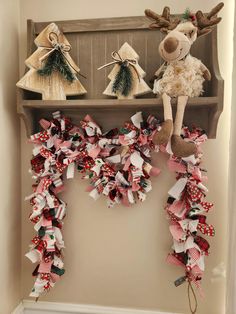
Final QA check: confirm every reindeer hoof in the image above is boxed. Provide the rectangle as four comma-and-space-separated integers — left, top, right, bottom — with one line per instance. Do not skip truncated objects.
171, 135, 197, 158
153, 119, 173, 145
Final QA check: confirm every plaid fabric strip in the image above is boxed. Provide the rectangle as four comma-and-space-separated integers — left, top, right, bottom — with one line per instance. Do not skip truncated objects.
194, 236, 210, 253
166, 253, 185, 267
188, 248, 200, 263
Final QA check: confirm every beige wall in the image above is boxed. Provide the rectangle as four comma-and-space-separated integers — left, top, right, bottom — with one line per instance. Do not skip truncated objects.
0, 0, 21, 313
19, 1, 234, 313
226, 2, 236, 312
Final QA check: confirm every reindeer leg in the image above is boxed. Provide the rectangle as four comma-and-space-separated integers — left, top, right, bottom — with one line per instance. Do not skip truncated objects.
171, 96, 197, 157
153, 93, 173, 145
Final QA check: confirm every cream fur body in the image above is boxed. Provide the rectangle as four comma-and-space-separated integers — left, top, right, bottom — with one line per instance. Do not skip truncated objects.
153, 55, 205, 98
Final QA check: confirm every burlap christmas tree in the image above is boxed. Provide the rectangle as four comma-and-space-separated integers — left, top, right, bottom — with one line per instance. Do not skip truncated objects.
17, 23, 86, 100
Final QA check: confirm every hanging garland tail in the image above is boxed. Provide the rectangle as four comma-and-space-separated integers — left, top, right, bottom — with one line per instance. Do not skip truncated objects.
165, 127, 215, 311
26, 112, 214, 308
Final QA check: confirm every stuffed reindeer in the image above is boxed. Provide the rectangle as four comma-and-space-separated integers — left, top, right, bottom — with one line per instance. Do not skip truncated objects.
145, 3, 224, 157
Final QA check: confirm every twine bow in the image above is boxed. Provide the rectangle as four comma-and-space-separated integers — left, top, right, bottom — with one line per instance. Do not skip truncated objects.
39, 32, 86, 78
39, 32, 71, 62
98, 51, 140, 81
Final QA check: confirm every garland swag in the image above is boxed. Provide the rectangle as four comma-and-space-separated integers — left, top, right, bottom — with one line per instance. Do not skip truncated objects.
26, 112, 214, 307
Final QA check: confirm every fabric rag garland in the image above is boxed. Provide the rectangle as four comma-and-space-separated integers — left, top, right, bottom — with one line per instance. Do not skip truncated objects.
165, 127, 215, 313
25, 112, 215, 309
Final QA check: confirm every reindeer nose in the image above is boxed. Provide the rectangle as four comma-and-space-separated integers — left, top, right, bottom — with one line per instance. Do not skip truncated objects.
163, 37, 179, 53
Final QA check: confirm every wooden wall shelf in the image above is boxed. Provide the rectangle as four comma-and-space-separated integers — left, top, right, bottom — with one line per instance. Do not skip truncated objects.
17, 16, 224, 138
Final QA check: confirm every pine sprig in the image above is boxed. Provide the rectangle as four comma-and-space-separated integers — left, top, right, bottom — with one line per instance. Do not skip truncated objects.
182, 8, 191, 20
112, 63, 133, 96
182, 8, 195, 22
38, 49, 75, 83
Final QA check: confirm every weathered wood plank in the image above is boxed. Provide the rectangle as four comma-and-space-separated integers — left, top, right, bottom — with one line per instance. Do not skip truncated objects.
34, 16, 151, 34
21, 97, 218, 109
22, 104, 212, 138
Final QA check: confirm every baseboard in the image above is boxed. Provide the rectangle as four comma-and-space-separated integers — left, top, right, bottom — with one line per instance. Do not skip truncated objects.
12, 300, 180, 314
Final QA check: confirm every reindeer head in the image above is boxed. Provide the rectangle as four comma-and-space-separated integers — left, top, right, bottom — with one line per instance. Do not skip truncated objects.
145, 3, 224, 63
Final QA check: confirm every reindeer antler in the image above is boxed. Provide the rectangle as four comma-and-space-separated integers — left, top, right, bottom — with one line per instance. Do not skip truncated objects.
145, 7, 181, 33
196, 2, 224, 36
